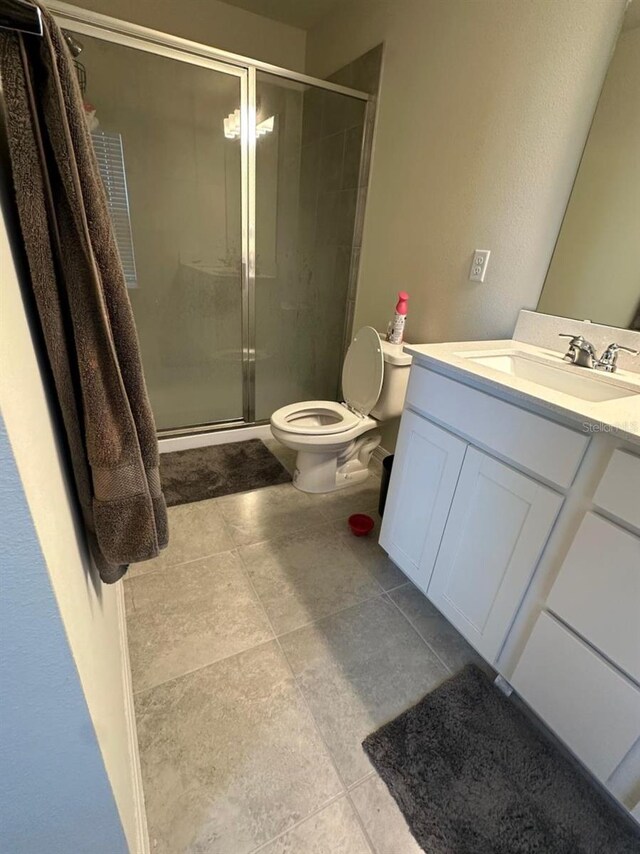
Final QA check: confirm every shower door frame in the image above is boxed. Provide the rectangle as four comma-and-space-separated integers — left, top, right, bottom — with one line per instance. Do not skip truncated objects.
49, 2, 372, 438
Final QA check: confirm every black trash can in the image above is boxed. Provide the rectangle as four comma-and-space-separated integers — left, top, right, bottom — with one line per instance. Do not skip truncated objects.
378, 454, 394, 518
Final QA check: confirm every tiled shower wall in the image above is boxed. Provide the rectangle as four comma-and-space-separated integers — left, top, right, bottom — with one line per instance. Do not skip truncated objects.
297, 46, 383, 401
327, 46, 384, 358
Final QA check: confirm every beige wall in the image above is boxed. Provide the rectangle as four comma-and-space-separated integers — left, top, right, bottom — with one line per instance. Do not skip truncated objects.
1, 205, 145, 849
306, 0, 625, 448
538, 26, 640, 328
68, 0, 306, 70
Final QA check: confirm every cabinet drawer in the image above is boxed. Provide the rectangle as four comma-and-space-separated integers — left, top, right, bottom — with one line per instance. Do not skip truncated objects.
593, 449, 640, 532
405, 366, 588, 488
547, 513, 640, 683
512, 612, 640, 782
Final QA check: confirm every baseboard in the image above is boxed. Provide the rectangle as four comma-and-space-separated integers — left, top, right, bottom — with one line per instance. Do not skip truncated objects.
159, 423, 272, 454
116, 583, 150, 854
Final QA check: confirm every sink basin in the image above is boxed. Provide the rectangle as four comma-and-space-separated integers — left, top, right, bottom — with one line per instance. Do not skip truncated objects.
461, 352, 639, 403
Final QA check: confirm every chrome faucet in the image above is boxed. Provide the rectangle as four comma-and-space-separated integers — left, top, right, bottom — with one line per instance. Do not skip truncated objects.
559, 334, 597, 368
594, 343, 639, 374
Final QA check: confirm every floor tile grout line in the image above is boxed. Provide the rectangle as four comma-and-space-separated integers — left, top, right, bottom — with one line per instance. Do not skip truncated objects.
126, 542, 239, 580
348, 769, 376, 790
382, 592, 454, 676
383, 579, 414, 595
344, 789, 377, 854
131, 479, 385, 849
272, 629, 378, 854
128, 586, 434, 702
270, 589, 386, 644
231, 518, 355, 551
240, 556, 385, 854
129, 554, 268, 621
128, 514, 360, 579
230, 518, 391, 632
127, 482, 387, 854
130, 635, 279, 698
128, 540, 390, 695
130, 507, 382, 578
235, 547, 380, 853
134, 475, 381, 575
246, 790, 362, 854
144, 491, 242, 571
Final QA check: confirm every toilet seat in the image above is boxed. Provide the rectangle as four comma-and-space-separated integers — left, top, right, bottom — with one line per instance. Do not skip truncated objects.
271, 327, 386, 439
269, 327, 410, 493
270, 400, 362, 435
341, 326, 384, 417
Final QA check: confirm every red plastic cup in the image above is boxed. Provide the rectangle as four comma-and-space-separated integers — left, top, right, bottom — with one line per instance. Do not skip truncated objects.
348, 513, 375, 537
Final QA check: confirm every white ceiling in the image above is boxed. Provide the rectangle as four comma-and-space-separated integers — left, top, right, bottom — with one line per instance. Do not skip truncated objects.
223, 0, 640, 34
220, 0, 345, 30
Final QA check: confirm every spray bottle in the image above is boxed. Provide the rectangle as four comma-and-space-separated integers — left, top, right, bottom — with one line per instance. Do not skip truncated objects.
387, 291, 409, 344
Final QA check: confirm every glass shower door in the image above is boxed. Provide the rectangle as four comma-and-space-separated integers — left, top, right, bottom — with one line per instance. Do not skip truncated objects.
70, 30, 247, 431
253, 71, 367, 421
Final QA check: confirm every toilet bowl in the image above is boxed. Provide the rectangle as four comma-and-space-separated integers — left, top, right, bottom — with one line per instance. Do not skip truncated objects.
270, 327, 412, 493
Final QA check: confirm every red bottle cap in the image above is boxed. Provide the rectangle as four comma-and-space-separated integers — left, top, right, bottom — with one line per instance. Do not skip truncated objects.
396, 292, 409, 315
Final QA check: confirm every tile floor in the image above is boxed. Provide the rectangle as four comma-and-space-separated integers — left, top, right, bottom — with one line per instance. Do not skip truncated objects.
125, 440, 484, 854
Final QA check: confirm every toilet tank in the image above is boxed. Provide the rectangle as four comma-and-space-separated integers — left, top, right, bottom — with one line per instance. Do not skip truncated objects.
370, 338, 412, 421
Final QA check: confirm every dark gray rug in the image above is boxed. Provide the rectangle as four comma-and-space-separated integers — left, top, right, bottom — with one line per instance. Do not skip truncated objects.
160, 439, 291, 507
363, 664, 639, 854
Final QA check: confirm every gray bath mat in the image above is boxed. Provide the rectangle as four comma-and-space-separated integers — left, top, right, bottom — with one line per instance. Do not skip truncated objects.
160, 440, 291, 506
363, 664, 639, 854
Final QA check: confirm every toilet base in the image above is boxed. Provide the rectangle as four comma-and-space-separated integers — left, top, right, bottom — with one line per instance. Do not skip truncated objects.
292, 432, 381, 494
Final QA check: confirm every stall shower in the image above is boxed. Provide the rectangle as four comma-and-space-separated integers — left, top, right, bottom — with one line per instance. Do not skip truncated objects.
54, 3, 377, 437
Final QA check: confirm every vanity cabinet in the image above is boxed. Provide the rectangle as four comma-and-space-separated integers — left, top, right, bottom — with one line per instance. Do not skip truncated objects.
380, 367, 567, 663
427, 448, 562, 661
381, 356, 640, 819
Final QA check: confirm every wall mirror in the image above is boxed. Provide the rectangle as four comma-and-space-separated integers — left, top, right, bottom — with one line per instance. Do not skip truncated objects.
537, 0, 640, 330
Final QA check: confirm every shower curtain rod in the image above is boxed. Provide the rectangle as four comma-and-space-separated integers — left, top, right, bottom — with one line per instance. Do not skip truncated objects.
0, 0, 43, 36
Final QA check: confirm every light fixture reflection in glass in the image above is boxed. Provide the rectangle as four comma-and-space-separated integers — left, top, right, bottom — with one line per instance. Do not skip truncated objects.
256, 116, 274, 137
223, 109, 274, 140
223, 109, 241, 139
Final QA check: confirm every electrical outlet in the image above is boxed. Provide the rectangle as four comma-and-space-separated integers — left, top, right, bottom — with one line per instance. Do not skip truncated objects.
469, 249, 490, 282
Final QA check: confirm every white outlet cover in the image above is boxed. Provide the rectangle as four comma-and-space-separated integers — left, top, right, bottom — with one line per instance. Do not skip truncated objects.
469, 249, 490, 282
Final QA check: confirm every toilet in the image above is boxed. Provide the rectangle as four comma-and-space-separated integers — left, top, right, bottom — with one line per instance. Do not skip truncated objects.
270, 326, 412, 493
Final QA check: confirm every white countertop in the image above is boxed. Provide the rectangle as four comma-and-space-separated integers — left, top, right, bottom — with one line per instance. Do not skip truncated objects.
404, 339, 640, 446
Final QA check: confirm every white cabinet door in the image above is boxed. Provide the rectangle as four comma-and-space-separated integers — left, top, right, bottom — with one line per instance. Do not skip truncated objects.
427, 447, 563, 662
379, 411, 466, 591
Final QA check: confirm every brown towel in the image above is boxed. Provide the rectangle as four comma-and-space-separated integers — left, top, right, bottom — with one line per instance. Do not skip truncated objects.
0, 5, 168, 582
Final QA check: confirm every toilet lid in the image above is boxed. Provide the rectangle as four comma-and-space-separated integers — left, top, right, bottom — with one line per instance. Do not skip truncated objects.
342, 326, 384, 417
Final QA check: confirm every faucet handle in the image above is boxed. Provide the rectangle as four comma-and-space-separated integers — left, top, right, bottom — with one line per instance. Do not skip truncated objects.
559, 334, 582, 359
595, 342, 639, 373
559, 334, 596, 366
559, 333, 593, 349
609, 343, 639, 355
